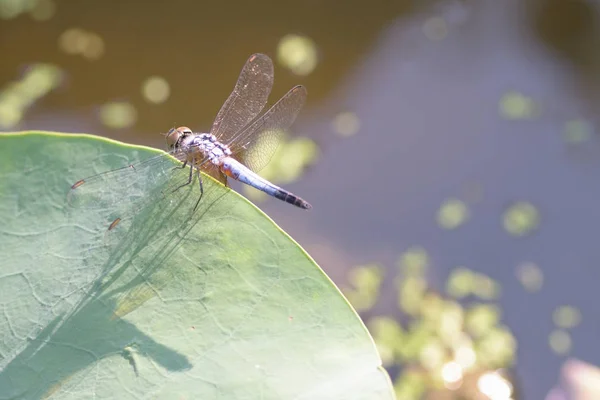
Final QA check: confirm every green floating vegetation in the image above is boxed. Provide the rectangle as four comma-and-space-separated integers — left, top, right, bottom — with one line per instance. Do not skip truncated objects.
277, 34, 318, 76
475, 325, 516, 367
332, 111, 361, 137
393, 369, 427, 400
0, 64, 63, 128
437, 198, 469, 230
342, 264, 384, 312
422, 16, 449, 42
553, 305, 582, 329
549, 329, 572, 355
499, 91, 539, 120
503, 201, 540, 237
446, 267, 474, 298
141, 76, 170, 104
395, 247, 431, 316
99, 101, 137, 129
516, 262, 544, 292
563, 119, 593, 144
465, 304, 501, 338
446, 267, 501, 300
397, 276, 428, 316
397, 247, 430, 277
368, 317, 405, 366
0, 0, 50, 19
58, 28, 105, 60
345, 247, 516, 399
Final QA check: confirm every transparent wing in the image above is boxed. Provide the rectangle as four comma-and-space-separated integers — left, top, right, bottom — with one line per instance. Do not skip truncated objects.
210, 53, 274, 144
65, 149, 229, 319
227, 85, 307, 173
66, 148, 215, 234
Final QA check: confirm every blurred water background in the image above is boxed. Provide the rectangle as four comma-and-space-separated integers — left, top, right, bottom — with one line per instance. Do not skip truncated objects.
3, 0, 600, 398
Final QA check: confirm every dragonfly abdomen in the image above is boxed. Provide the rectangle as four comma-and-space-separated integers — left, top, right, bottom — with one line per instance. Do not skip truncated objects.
272, 188, 312, 209
221, 157, 311, 210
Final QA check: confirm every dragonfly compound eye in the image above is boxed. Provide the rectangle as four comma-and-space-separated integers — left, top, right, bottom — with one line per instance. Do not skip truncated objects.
166, 128, 182, 149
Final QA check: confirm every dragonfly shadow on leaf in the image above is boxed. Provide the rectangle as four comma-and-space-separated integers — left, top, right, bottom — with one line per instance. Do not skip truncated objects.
0, 160, 236, 397
0, 292, 193, 398
66, 156, 230, 320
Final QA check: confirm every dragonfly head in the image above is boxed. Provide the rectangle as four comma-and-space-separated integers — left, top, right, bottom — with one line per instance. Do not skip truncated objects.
166, 126, 193, 150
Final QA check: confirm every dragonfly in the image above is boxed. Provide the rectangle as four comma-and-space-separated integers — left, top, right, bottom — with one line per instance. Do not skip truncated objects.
69, 53, 311, 231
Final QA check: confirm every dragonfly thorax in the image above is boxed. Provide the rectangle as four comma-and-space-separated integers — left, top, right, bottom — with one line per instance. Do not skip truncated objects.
168, 126, 233, 166
186, 133, 232, 165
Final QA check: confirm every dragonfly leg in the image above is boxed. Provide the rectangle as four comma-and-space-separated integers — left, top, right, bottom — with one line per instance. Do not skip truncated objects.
193, 167, 204, 211
171, 162, 194, 193
174, 160, 188, 170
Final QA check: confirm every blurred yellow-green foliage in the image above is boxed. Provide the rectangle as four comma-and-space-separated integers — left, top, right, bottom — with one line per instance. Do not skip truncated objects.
343, 247, 517, 400
503, 202, 540, 237
437, 199, 469, 230
0, 64, 62, 129
498, 91, 540, 120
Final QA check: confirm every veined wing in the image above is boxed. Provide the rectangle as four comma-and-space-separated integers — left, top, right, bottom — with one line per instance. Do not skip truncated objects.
65, 147, 226, 321
67, 148, 199, 233
210, 53, 274, 144
227, 85, 307, 173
